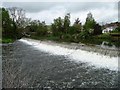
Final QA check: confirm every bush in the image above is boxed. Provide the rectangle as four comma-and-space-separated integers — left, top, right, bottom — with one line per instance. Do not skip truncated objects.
97, 33, 111, 40
111, 27, 120, 33
36, 26, 48, 36
2, 38, 15, 43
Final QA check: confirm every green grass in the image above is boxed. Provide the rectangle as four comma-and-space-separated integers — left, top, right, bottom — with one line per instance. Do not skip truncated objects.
2, 38, 15, 43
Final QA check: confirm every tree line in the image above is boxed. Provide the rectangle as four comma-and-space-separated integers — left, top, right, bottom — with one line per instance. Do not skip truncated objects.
1, 7, 32, 41
24, 10, 102, 43
2, 7, 119, 45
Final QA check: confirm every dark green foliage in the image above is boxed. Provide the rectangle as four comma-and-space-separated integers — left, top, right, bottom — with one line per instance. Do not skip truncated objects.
2, 7, 25, 43
84, 13, 96, 29
97, 33, 111, 40
0, 8, 2, 28
2, 38, 15, 43
111, 26, 120, 33
93, 23, 102, 35
51, 17, 64, 37
63, 13, 70, 33
51, 13, 71, 39
25, 20, 48, 37
36, 22, 48, 36
68, 26, 78, 35
16, 28, 24, 39
83, 12, 96, 36
79, 30, 90, 39
29, 20, 38, 32
69, 18, 82, 35
2, 8, 16, 39
2, 7, 119, 46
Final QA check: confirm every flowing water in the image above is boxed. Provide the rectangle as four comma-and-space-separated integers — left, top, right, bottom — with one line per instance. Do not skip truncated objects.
2, 39, 119, 89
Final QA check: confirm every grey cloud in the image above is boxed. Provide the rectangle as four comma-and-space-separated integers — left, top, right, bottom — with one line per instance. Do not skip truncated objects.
2, 2, 117, 13
3, 2, 59, 12
2, 2, 117, 24
64, 2, 117, 13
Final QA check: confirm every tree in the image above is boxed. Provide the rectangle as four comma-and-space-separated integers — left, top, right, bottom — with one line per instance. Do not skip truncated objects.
51, 17, 64, 37
2, 7, 24, 39
29, 20, 39, 32
63, 13, 70, 34
8, 7, 26, 28
0, 9, 1, 39
36, 21, 48, 36
84, 12, 96, 34
0, 8, 2, 35
79, 30, 90, 39
93, 23, 102, 35
51, 13, 71, 39
25, 20, 48, 37
73, 18, 82, 33
83, 12, 97, 38
2, 8, 15, 39
67, 18, 82, 42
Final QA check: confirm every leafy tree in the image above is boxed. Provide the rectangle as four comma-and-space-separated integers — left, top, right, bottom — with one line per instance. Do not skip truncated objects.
65, 18, 82, 42
2, 7, 23, 39
2, 8, 15, 39
51, 13, 71, 39
72, 18, 82, 33
29, 20, 39, 32
0, 8, 2, 26
93, 23, 102, 35
25, 20, 48, 37
0, 8, 2, 38
79, 30, 90, 39
63, 13, 70, 34
68, 26, 77, 35
51, 17, 64, 37
83, 12, 96, 35
36, 21, 48, 36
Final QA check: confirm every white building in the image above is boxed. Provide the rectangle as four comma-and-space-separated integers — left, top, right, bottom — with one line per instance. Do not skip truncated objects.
102, 26, 117, 33
102, 22, 119, 33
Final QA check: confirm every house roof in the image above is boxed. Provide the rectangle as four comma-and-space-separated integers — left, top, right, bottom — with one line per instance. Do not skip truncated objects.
103, 22, 120, 28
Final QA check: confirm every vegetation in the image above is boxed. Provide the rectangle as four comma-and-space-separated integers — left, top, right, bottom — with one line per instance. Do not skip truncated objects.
1, 7, 120, 47
111, 27, 120, 33
1, 7, 26, 43
2, 38, 15, 43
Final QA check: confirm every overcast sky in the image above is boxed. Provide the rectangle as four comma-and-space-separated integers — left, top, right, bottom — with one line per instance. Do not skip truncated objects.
2, 2, 118, 25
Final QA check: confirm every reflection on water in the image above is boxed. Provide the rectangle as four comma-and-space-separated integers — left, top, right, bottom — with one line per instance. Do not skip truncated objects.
2, 40, 119, 88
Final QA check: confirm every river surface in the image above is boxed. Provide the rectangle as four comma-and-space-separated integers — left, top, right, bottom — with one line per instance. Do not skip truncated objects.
2, 40, 119, 89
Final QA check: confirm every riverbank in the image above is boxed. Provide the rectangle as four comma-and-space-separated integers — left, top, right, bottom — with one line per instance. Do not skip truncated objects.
22, 38, 119, 57
2, 38, 16, 43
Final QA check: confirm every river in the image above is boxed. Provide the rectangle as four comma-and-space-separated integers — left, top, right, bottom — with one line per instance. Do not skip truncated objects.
2, 39, 119, 89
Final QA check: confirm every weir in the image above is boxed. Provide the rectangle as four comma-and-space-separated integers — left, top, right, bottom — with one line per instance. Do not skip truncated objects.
19, 39, 119, 71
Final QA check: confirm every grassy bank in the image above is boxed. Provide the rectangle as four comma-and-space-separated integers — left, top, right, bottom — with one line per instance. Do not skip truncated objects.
28, 33, 120, 47
2, 38, 15, 43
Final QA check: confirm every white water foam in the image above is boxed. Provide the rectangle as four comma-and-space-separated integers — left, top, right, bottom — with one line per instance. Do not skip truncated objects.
19, 39, 119, 71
